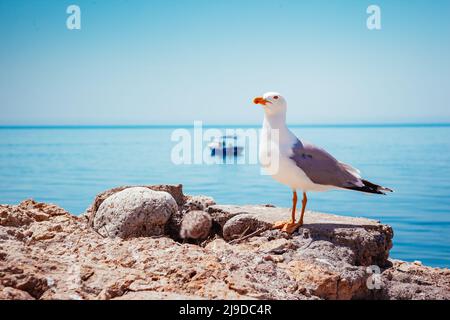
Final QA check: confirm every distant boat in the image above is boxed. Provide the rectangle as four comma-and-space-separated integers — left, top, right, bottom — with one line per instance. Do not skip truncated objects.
208, 135, 243, 157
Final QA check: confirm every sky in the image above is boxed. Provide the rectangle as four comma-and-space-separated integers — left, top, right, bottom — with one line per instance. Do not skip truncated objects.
0, 0, 449, 125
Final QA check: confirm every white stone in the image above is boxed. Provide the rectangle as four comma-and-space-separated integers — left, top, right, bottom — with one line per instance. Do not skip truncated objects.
93, 187, 177, 238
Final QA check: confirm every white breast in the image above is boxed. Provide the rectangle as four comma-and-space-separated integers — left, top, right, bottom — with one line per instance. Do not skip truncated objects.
259, 122, 333, 192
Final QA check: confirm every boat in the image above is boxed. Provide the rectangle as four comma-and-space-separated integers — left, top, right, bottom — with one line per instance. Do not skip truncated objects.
208, 135, 243, 157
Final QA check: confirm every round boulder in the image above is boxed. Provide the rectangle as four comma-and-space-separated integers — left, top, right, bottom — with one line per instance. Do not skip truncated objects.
93, 187, 177, 238
222, 214, 271, 241
180, 210, 212, 240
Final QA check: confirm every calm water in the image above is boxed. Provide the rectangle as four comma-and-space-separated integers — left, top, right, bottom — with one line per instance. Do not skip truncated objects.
1, 125, 449, 268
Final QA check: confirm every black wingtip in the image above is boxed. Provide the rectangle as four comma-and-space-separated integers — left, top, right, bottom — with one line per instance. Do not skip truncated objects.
346, 179, 393, 195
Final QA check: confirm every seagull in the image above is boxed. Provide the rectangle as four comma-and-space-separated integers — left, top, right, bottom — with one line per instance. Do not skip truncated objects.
253, 92, 393, 233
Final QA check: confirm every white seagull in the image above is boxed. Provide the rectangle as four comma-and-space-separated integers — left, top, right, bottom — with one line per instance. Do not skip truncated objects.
254, 92, 393, 233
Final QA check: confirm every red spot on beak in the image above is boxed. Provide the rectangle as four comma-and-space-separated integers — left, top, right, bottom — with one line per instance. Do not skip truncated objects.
253, 96, 268, 106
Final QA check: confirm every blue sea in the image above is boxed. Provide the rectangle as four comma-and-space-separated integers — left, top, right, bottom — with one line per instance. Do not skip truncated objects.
1, 125, 449, 268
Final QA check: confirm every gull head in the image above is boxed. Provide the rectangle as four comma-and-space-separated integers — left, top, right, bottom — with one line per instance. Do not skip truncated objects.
253, 92, 287, 117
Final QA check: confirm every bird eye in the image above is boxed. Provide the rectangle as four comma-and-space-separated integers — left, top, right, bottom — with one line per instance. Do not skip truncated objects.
273, 96, 279, 100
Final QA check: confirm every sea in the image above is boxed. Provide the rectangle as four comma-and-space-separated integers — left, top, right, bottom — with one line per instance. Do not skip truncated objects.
1, 124, 449, 268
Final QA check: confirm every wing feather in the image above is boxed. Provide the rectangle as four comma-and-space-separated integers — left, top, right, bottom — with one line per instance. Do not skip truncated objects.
290, 140, 363, 188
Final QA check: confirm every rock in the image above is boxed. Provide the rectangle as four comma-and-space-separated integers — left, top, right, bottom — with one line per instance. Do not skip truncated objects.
222, 214, 272, 241
258, 238, 292, 254
376, 260, 450, 300
166, 195, 216, 240
0, 199, 68, 228
0, 265, 50, 299
184, 195, 216, 211
180, 211, 212, 240
113, 291, 205, 300
84, 184, 185, 227
209, 205, 393, 266
92, 187, 177, 238
0, 187, 448, 300
0, 287, 34, 300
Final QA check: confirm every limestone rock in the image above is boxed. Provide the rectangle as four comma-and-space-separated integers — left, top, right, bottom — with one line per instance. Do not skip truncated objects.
92, 187, 177, 238
222, 214, 272, 241
0, 187, 448, 300
180, 210, 212, 240
376, 260, 450, 300
209, 205, 393, 266
84, 184, 185, 226
0, 287, 34, 300
113, 291, 205, 300
184, 195, 216, 211
166, 195, 216, 240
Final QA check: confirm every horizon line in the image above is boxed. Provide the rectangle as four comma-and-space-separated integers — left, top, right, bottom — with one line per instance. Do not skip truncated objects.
1, 122, 450, 129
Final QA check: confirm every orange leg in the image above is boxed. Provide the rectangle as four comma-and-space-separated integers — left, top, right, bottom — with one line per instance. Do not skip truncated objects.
290, 190, 298, 223
298, 192, 307, 225
273, 190, 303, 233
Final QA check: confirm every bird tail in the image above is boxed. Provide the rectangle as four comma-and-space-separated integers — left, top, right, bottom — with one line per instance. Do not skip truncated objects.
346, 179, 394, 195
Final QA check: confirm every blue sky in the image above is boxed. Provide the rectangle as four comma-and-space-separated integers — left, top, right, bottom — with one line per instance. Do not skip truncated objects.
0, 0, 449, 125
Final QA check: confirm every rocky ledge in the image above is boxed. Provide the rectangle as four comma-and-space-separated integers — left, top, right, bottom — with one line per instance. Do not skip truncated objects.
0, 185, 449, 300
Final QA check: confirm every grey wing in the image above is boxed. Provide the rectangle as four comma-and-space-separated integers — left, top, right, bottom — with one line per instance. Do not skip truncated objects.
290, 140, 363, 188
